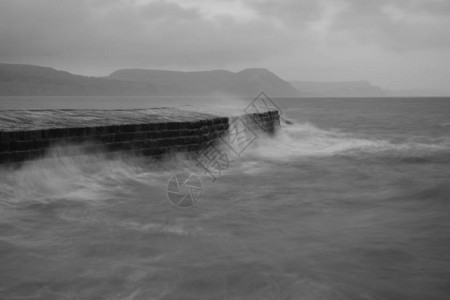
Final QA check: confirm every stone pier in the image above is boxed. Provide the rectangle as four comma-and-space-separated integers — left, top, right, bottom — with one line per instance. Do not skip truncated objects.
0, 108, 280, 164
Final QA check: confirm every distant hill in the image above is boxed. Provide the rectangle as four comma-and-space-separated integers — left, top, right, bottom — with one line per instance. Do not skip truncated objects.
0, 63, 160, 96
290, 81, 386, 97
4, 64, 444, 98
385, 89, 450, 97
0, 64, 300, 97
109, 68, 300, 97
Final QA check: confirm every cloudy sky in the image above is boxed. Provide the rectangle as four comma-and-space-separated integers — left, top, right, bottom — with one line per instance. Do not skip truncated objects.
0, 0, 449, 90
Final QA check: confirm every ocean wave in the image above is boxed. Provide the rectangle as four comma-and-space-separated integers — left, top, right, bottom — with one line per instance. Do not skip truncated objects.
1, 122, 448, 206
241, 121, 450, 161
0, 145, 173, 205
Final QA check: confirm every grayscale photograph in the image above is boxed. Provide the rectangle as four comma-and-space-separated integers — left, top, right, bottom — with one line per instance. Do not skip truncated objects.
0, 0, 449, 299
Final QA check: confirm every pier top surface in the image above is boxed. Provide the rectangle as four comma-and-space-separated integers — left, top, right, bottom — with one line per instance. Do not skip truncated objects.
0, 108, 221, 132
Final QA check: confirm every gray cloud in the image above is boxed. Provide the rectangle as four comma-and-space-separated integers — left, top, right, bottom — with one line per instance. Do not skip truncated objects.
330, 0, 450, 51
246, 0, 323, 26
0, 0, 291, 73
0, 0, 449, 90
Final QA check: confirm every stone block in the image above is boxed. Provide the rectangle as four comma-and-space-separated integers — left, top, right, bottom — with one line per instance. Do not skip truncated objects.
0, 142, 9, 153
145, 131, 160, 139
121, 141, 133, 150
15, 141, 37, 151
0, 152, 11, 164
99, 135, 115, 143
118, 124, 136, 133
67, 127, 84, 137
144, 123, 161, 131
198, 126, 208, 134
114, 133, 130, 142
15, 131, 31, 141
160, 130, 178, 138
166, 122, 181, 130
26, 130, 42, 140
157, 123, 168, 130
137, 132, 148, 140
0, 131, 12, 143
139, 140, 156, 149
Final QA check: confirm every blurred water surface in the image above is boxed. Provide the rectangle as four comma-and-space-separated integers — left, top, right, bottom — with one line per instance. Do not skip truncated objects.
1, 97, 450, 299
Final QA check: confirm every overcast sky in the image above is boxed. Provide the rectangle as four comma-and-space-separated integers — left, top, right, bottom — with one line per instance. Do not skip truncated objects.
0, 0, 449, 90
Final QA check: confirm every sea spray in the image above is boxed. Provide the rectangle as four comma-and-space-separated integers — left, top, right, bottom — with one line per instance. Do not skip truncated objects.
1, 97, 450, 299
241, 121, 450, 161
0, 144, 197, 205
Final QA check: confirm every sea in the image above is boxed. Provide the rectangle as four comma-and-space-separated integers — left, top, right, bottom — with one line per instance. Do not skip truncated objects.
0, 96, 449, 299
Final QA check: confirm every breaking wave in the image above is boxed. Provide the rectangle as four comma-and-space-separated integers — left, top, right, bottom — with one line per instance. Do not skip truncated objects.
244, 121, 450, 161
0, 145, 197, 206
1, 121, 449, 206
1, 99, 450, 299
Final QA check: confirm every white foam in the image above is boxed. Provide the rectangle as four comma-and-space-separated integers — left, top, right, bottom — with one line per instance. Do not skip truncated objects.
0, 145, 164, 204
241, 122, 449, 160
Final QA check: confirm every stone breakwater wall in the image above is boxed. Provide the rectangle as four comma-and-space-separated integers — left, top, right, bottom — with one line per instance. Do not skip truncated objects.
238, 110, 280, 135
0, 108, 280, 164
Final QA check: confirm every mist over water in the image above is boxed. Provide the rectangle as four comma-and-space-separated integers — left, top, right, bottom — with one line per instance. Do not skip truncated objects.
1, 97, 450, 299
